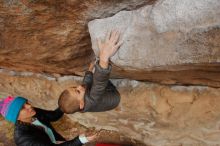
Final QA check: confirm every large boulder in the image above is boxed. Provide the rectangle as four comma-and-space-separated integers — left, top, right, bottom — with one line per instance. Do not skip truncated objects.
88, 0, 220, 87
0, 0, 151, 74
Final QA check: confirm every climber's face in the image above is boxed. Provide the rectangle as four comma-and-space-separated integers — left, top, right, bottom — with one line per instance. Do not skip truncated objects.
68, 85, 86, 109
17, 102, 36, 122
68, 85, 85, 100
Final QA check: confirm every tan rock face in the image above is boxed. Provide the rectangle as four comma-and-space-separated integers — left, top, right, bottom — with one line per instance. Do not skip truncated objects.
0, 70, 220, 146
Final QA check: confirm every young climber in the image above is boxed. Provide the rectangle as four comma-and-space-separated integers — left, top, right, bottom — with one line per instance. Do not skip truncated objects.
58, 30, 122, 113
0, 96, 96, 146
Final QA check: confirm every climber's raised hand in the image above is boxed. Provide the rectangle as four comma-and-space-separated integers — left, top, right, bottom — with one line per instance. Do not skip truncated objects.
97, 30, 122, 68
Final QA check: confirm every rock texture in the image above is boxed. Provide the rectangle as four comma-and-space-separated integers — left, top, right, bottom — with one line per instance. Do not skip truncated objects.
0, 70, 220, 146
89, 0, 220, 87
0, 0, 219, 87
0, 0, 153, 74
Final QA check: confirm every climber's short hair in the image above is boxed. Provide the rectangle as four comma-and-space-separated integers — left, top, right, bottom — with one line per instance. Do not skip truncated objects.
58, 88, 80, 114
